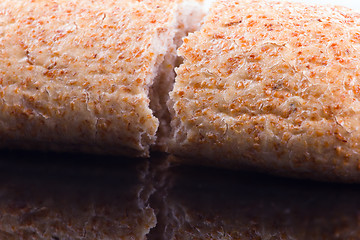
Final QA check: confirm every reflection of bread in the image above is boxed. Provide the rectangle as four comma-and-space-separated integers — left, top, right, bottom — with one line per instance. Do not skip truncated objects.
170, 0, 360, 181
153, 165, 360, 240
0, 0, 204, 157
1, 151, 360, 240
0, 152, 156, 240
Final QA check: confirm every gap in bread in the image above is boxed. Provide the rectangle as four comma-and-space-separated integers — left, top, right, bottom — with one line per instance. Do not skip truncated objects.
149, 0, 208, 152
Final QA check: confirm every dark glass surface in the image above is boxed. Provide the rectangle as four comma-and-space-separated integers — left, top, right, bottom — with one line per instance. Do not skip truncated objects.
0, 151, 359, 239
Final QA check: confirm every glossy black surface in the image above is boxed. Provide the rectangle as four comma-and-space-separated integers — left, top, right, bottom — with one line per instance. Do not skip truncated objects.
0, 151, 359, 239
154, 165, 360, 240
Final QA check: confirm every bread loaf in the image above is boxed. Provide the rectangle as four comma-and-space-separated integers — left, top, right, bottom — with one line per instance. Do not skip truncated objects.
3, 0, 360, 181
0, 0, 204, 157
169, 0, 360, 181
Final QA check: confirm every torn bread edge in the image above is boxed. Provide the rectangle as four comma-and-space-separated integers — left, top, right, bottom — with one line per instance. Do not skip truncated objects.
0, 0, 208, 158
150, 0, 207, 153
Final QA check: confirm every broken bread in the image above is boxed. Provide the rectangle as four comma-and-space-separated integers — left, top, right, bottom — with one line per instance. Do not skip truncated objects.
0, 0, 204, 157
3, 0, 360, 181
169, 0, 360, 181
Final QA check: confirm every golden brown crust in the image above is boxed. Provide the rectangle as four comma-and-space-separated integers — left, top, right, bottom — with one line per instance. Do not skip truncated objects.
0, 0, 183, 157
170, 0, 360, 181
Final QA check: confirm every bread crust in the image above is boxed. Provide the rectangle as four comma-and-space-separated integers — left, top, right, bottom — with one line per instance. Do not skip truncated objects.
0, 0, 183, 157
170, 0, 360, 181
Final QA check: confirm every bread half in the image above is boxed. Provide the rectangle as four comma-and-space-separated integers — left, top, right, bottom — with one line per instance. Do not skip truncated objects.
0, 0, 204, 157
170, 0, 360, 181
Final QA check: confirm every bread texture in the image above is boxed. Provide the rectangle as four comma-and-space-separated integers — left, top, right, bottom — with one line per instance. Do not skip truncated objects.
169, 0, 360, 181
3, 0, 360, 181
0, 0, 204, 157
150, 0, 206, 152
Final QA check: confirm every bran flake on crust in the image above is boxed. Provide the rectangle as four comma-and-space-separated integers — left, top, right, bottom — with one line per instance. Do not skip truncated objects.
0, 0, 181, 157
170, 0, 360, 181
